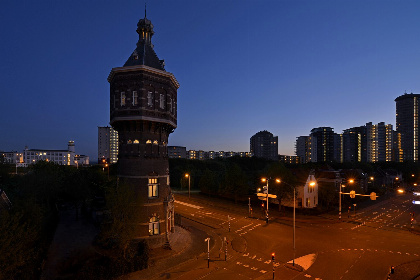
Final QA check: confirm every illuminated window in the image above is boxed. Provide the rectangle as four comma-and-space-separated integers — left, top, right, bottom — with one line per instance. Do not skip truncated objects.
133, 139, 139, 144
146, 140, 152, 144
153, 140, 158, 145
149, 216, 159, 235
121, 92, 126, 106
147, 91, 153, 107
132, 91, 138, 106
127, 140, 132, 144
148, 178, 158, 198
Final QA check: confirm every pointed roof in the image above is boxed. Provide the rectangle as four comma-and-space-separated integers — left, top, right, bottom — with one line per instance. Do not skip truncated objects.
123, 12, 165, 71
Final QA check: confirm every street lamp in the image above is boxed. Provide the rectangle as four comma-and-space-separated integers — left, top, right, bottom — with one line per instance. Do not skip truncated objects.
185, 173, 191, 198
279, 179, 316, 266
339, 179, 354, 221
261, 178, 280, 224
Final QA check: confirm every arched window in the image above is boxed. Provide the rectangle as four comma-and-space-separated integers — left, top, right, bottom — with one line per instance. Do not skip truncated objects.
133, 139, 139, 144
127, 140, 132, 144
153, 140, 158, 145
149, 217, 159, 236
146, 140, 152, 144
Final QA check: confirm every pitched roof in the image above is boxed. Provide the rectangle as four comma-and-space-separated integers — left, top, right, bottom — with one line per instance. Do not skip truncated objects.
123, 16, 165, 71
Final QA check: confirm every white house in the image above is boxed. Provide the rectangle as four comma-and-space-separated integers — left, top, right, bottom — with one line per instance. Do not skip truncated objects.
281, 174, 318, 209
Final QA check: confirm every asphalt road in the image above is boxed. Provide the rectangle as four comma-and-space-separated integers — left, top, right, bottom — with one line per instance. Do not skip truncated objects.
153, 192, 420, 280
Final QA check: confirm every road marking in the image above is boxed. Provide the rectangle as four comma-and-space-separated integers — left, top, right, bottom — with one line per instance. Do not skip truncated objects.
243, 264, 249, 268
260, 270, 267, 273
304, 274, 311, 278
237, 262, 242, 265
243, 253, 249, 257
264, 260, 271, 264
175, 200, 203, 209
251, 267, 258, 270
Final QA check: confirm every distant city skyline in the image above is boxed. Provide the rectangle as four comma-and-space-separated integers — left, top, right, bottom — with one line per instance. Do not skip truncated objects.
2, 1, 420, 160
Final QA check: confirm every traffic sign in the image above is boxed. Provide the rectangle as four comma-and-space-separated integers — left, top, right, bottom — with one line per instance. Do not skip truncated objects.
370, 192, 377, 200
350, 190, 356, 198
257, 193, 277, 198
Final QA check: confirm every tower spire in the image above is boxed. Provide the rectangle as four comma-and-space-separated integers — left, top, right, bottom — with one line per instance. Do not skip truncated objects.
145, 2, 147, 18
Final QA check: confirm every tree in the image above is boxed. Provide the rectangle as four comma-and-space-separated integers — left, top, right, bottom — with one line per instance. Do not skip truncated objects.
264, 163, 296, 212
98, 182, 142, 257
199, 168, 217, 195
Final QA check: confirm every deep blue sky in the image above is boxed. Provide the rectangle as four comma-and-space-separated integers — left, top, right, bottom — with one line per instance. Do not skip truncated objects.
1, 0, 420, 160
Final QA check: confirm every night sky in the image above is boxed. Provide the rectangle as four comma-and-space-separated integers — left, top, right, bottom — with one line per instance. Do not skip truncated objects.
1, 0, 420, 161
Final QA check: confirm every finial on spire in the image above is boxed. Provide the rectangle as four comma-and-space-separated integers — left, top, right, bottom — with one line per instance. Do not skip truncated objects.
145, 2, 147, 18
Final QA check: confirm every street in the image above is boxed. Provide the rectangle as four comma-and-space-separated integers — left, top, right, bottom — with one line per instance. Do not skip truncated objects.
151, 192, 420, 280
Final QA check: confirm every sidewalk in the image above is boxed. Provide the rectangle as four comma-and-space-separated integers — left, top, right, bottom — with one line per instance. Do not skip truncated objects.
386, 260, 420, 280
121, 221, 211, 280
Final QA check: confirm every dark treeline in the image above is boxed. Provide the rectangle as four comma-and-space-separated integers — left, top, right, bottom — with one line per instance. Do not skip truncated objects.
170, 157, 420, 208
0, 161, 147, 280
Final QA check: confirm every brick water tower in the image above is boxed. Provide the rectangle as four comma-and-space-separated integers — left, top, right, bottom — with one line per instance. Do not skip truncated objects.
108, 12, 179, 248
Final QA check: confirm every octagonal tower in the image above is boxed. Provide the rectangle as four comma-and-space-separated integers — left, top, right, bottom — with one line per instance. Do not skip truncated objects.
108, 13, 179, 248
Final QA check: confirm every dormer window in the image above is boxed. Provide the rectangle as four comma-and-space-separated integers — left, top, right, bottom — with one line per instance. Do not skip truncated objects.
134, 55, 139, 60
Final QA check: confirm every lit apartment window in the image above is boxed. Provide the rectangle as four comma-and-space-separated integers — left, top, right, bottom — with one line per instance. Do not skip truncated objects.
149, 216, 159, 235
132, 91, 138, 106
147, 91, 153, 107
133, 139, 139, 144
148, 178, 158, 198
121, 92, 126, 106
160, 94, 165, 109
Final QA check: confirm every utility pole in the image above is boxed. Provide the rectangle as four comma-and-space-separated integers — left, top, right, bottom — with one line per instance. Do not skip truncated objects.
205, 237, 210, 268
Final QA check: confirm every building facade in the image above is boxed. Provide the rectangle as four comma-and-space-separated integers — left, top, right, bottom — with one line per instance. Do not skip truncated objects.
295, 136, 312, 163
342, 126, 366, 163
98, 126, 119, 163
167, 146, 186, 159
366, 122, 393, 162
395, 93, 420, 162
250, 130, 278, 161
310, 127, 337, 162
23, 141, 81, 166
108, 14, 178, 247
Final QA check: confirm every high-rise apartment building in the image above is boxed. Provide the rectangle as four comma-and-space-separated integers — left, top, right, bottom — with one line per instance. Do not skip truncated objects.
366, 122, 393, 162
395, 93, 420, 162
250, 130, 279, 161
295, 136, 312, 163
310, 127, 337, 162
98, 126, 119, 163
342, 126, 366, 163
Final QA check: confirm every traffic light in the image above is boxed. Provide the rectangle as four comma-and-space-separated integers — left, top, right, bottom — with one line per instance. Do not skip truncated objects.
271, 252, 275, 261
350, 190, 356, 198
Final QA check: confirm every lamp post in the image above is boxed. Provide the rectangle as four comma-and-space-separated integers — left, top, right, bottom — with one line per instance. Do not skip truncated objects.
185, 173, 191, 198
261, 178, 280, 224
205, 237, 210, 268
339, 179, 353, 221
278, 179, 316, 266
